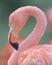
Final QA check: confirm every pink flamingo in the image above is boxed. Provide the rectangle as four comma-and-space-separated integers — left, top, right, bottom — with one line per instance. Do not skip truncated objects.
0, 33, 23, 65
7, 6, 52, 65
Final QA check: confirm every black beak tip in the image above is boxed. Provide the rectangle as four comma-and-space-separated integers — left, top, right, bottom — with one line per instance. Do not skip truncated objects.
10, 41, 19, 50
12, 43, 19, 50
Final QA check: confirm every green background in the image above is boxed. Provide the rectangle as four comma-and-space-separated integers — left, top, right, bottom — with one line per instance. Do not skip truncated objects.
0, 0, 52, 50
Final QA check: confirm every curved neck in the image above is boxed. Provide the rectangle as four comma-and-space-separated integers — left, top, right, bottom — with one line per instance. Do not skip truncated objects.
18, 6, 47, 52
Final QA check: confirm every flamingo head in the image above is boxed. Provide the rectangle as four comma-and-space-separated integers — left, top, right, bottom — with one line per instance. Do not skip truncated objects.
8, 12, 20, 50
8, 8, 27, 50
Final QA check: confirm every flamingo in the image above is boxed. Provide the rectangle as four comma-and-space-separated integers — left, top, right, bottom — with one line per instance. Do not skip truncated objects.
0, 33, 23, 65
7, 6, 52, 65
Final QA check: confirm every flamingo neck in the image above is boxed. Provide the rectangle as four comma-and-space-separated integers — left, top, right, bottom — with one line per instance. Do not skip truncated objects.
17, 6, 47, 52
23, 6, 47, 44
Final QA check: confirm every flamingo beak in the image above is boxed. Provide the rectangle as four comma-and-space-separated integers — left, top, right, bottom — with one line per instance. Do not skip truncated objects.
8, 26, 19, 50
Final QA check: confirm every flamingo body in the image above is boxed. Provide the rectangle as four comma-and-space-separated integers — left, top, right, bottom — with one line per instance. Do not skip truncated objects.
18, 45, 52, 65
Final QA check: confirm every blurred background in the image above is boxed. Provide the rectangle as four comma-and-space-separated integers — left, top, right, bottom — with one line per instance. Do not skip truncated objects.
0, 0, 52, 50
